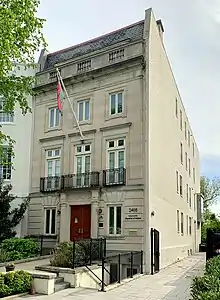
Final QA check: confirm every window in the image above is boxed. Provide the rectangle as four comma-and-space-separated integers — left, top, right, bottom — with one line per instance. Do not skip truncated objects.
45, 149, 61, 189
184, 122, 187, 140
186, 184, 189, 203
109, 49, 124, 62
177, 210, 180, 233
185, 152, 188, 170
189, 217, 192, 235
180, 110, 183, 130
48, 107, 60, 128
189, 187, 192, 208
0, 146, 12, 180
188, 130, 190, 147
181, 212, 184, 235
44, 208, 56, 235
175, 98, 178, 118
108, 206, 122, 235
193, 142, 195, 157
186, 215, 188, 235
188, 158, 191, 177
192, 166, 196, 184
77, 100, 90, 122
77, 60, 91, 72
0, 97, 14, 123
109, 92, 123, 116
107, 139, 125, 184
75, 144, 91, 186
194, 193, 196, 211
180, 143, 183, 164
179, 175, 183, 197
176, 171, 179, 193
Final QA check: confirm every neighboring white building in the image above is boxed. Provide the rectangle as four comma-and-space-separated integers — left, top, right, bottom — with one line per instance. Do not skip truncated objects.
0, 64, 35, 236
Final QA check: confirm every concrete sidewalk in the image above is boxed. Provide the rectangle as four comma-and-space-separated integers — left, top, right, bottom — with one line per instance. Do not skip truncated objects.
19, 252, 205, 300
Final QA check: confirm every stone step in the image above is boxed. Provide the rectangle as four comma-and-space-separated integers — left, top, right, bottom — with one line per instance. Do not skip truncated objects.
55, 277, 64, 284
54, 282, 70, 293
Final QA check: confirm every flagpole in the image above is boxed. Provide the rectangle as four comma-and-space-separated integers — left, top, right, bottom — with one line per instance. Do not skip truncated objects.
56, 68, 84, 141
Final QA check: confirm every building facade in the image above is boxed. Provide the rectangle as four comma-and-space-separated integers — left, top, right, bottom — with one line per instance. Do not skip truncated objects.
28, 8, 201, 272
1, 64, 34, 236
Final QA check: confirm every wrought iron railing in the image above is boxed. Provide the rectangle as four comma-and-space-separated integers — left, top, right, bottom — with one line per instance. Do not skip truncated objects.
40, 172, 100, 192
103, 168, 126, 186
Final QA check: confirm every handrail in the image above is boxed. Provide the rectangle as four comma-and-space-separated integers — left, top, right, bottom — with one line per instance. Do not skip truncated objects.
85, 265, 107, 287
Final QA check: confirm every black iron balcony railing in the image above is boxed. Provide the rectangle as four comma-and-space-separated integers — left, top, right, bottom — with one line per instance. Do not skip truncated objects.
103, 168, 126, 187
40, 172, 100, 193
40, 176, 61, 193
63, 172, 100, 189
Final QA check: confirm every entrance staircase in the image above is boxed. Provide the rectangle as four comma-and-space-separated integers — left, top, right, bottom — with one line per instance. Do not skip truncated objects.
54, 276, 70, 293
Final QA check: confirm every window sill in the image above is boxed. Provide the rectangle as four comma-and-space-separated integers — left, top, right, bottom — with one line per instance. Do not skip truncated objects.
105, 113, 126, 121
46, 127, 62, 133
43, 234, 57, 237
0, 122, 15, 126
76, 120, 92, 126
105, 235, 125, 240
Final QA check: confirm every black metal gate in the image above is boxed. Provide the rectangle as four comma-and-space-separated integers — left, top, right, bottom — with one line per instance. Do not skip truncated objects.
206, 228, 220, 261
151, 228, 160, 274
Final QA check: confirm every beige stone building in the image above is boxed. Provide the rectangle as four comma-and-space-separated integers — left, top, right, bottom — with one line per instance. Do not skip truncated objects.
28, 8, 202, 273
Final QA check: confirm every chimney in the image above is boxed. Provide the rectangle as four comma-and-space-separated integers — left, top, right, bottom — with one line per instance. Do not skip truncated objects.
156, 19, 164, 42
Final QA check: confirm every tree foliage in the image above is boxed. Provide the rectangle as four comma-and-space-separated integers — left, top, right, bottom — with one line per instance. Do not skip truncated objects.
0, 0, 46, 146
201, 210, 220, 242
0, 181, 29, 240
200, 176, 220, 210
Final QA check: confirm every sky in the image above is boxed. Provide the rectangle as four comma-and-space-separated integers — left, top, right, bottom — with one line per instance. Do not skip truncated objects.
38, 1, 220, 209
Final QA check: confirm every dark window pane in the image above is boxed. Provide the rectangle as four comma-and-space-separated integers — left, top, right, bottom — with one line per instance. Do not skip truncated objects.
109, 207, 114, 234
116, 207, 121, 234
45, 210, 50, 234
51, 209, 56, 234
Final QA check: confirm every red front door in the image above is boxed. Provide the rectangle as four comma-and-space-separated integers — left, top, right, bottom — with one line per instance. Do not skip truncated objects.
70, 205, 91, 240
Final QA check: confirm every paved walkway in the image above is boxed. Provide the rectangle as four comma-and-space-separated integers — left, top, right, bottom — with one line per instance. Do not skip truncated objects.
0, 258, 51, 274
19, 252, 205, 300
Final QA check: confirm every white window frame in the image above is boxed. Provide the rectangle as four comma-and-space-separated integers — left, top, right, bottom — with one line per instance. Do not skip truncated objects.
74, 144, 91, 173
77, 99, 90, 122
109, 92, 124, 116
0, 146, 12, 180
48, 107, 60, 129
74, 144, 91, 186
179, 174, 183, 197
108, 205, 122, 236
0, 96, 14, 124
189, 217, 192, 235
107, 138, 125, 169
177, 210, 180, 233
180, 142, 183, 164
44, 208, 56, 235
181, 212, 184, 235
45, 149, 61, 176
45, 149, 61, 190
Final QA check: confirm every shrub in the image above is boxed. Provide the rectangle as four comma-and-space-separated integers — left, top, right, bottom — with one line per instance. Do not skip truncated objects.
50, 240, 101, 268
205, 255, 220, 278
191, 256, 220, 299
0, 238, 40, 262
50, 242, 73, 268
0, 270, 32, 297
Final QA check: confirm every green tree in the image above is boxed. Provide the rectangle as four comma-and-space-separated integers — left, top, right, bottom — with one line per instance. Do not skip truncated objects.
201, 210, 220, 242
0, 181, 29, 240
200, 176, 220, 210
0, 0, 46, 149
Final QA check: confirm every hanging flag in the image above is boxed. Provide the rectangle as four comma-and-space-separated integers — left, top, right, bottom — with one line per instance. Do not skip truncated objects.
57, 80, 64, 115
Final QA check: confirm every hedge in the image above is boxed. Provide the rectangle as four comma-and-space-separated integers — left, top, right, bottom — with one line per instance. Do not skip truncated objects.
0, 238, 40, 262
0, 270, 32, 298
191, 256, 220, 299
